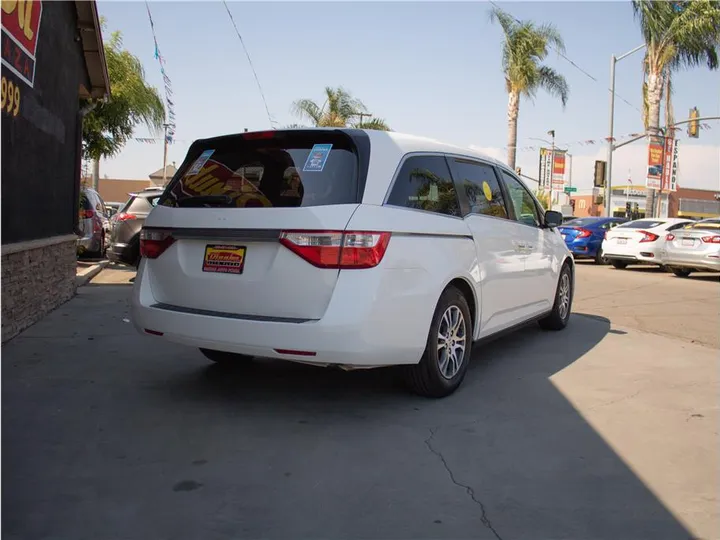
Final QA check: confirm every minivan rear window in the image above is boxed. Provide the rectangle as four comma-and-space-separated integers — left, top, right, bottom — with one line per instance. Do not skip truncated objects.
160, 131, 360, 209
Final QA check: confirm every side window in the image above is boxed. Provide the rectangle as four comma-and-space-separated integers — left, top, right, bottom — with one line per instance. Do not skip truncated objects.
451, 159, 508, 219
499, 170, 541, 227
386, 155, 460, 217
667, 222, 689, 231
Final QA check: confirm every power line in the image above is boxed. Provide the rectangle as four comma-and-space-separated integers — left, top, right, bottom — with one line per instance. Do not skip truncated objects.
221, 1, 276, 129
488, 1, 641, 113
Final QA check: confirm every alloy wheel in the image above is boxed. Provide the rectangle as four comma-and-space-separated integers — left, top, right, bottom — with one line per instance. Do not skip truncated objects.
437, 305, 467, 379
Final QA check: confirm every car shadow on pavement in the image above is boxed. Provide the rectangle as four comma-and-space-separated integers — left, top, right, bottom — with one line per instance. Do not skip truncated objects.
2, 288, 695, 540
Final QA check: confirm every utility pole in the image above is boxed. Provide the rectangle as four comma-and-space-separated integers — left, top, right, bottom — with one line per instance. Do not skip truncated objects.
355, 112, 372, 127
162, 123, 170, 185
606, 43, 647, 217
548, 130, 556, 205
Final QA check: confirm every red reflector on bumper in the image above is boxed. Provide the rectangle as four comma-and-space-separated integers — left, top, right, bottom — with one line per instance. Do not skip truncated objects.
274, 349, 317, 357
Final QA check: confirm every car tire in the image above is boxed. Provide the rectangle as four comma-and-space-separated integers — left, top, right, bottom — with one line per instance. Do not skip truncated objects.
538, 263, 573, 331
404, 286, 472, 398
595, 247, 608, 265
611, 261, 628, 270
671, 268, 691, 278
199, 348, 254, 365
87, 236, 105, 259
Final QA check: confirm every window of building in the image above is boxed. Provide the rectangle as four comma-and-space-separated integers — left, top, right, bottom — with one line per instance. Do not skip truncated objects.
450, 159, 508, 219
386, 155, 460, 217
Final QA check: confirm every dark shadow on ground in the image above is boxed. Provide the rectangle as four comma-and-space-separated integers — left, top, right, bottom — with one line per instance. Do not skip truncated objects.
2, 285, 693, 540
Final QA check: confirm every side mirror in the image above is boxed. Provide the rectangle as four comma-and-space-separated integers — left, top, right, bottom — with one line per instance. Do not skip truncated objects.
544, 210, 563, 229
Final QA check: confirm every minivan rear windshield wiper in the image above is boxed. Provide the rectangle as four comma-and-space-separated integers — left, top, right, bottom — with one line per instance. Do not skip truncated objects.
176, 195, 233, 208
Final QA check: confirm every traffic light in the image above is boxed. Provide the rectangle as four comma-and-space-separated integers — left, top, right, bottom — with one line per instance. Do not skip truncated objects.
594, 160, 606, 188
626, 202, 632, 217
688, 107, 699, 138
515, 167, 522, 175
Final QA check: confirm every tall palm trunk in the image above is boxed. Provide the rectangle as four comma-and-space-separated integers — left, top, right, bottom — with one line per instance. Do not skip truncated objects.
506, 89, 520, 170
644, 69, 664, 217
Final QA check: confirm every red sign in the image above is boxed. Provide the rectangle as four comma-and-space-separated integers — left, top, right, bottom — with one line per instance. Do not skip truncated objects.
1, 0, 43, 88
645, 135, 664, 190
551, 151, 566, 189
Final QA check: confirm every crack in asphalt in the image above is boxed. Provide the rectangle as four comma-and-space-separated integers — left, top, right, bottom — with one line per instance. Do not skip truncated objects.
424, 427, 503, 540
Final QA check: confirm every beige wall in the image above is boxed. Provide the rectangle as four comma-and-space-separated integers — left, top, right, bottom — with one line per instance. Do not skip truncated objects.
82, 178, 153, 204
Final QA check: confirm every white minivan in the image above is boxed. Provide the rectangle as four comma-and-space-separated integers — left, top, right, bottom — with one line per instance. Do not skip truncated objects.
132, 129, 574, 397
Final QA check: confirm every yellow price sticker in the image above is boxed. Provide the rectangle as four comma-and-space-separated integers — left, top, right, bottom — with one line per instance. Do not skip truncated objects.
1, 76, 21, 117
482, 181, 493, 202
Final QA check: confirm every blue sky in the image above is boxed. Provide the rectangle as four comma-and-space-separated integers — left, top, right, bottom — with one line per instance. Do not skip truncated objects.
97, 1, 720, 190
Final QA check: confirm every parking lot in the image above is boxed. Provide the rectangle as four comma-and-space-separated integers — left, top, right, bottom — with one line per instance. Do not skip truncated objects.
3, 263, 718, 540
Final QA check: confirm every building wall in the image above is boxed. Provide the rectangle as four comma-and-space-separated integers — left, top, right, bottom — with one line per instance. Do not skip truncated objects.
82, 178, 153, 204
1, 1, 91, 342
669, 187, 720, 218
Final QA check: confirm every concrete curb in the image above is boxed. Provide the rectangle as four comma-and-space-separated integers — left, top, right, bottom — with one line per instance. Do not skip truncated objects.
75, 260, 109, 287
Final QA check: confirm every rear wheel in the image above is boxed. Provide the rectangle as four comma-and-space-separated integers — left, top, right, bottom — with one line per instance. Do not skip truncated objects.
200, 348, 254, 365
595, 247, 608, 265
671, 268, 691, 278
538, 263, 573, 331
611, 261, 628, 270
404, 286, 472, 398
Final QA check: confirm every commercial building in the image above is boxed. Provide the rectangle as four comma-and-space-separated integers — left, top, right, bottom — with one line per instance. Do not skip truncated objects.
1, 1, 110, 342
570, 185, 720, 220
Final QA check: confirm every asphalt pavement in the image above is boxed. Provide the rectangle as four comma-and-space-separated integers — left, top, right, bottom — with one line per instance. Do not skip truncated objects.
2, 264, 718, 540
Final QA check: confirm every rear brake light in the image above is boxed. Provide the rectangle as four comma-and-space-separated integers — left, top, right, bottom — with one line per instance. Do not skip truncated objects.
666, 233, 675, 241
701, 235, 720, 244
279, 230, 391, 269
639, 230, 659, 243
576, 228, 591, 238
242, 130, 275, 140
274, 349, 316, 357
80, 209, 95, 219
115, 212, 137, 222
140, 228, 175, 259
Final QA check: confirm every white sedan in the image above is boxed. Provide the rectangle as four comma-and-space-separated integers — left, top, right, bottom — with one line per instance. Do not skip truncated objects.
132, 129, 574, 398
602, 218, 694, 269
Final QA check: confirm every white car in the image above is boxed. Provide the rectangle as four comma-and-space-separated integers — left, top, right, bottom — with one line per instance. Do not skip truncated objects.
601, 217, 694, 269
131, 129, 574, 397
663, 218, 720, 277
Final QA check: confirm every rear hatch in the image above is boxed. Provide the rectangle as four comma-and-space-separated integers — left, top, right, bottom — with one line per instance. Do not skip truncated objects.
666, 221, 720, 254
111, 193, 160, 245
142, 129, 370, 320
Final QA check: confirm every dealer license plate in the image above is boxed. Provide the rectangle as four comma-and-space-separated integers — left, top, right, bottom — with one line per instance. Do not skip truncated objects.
202, 244, 247, 274
682, 238, 695, 247
617, 238, 627, 245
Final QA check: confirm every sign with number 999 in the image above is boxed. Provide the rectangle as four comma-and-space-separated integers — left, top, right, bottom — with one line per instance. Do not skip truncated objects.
1, 75, 21, 117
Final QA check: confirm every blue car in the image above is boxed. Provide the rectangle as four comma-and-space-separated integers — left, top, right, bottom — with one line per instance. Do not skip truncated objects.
558, 217, 628, 264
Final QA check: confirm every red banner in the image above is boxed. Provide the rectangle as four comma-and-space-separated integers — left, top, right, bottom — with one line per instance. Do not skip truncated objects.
1, 0, 43, 87
661, 137, 674, 191
646, 135, 664, 190
551, 151, 566, 189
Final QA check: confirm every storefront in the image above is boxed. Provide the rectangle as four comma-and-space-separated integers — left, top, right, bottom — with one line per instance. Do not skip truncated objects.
1, 1, 109, 342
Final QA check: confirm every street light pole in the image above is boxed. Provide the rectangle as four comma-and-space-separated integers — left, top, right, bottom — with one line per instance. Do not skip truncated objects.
162, 123, 170, 186
605, 43, 646, 217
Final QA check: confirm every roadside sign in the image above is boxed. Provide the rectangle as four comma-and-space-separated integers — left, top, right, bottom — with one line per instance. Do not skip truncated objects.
564, 186, 577, 193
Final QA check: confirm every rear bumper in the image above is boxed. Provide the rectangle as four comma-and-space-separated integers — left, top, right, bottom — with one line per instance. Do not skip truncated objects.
108, 242, 138, 266
131, 261, 434, 367
602, 242, 663, 264
663, 255, 720, 272
567, 242, 598, 258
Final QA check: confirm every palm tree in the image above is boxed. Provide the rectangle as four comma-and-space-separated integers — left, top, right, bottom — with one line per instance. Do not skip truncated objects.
489, 7, 570, 170
291, 86, 391, 130
633, 0, 720, 216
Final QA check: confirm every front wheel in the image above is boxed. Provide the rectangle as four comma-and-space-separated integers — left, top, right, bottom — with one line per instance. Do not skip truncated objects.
404, 286, 472, 398
538, 264, 573, 331
671, 268, 691, 278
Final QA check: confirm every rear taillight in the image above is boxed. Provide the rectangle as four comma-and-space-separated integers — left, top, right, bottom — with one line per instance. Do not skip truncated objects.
115, 212, 137, 222
639, 230, 659, 243
279, 230, 391, 269
701, 235, 720, 244
666, 233, 675, 241
576, 228, 592, 239
140, 229, 175, 259
80, 209, 95, 219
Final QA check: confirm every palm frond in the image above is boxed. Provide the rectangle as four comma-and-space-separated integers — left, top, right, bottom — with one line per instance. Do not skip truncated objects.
291, 98, 323, 126
537, 66, 569, 107
356, 118, 391, 131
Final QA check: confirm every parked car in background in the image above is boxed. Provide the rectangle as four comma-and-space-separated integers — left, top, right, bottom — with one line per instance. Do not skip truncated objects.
77, 187, 109, 258
601, 218, 694, 269
108, 191, 163, 267
558, 216, 627, 264
662, 218, 720, 277
105, 201, 124, 219
132, 129, 574, 398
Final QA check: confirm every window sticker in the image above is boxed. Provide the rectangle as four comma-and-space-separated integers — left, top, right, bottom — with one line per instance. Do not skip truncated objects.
482, 181, 493, 202
302, 144, 332, 172
187, 149, 215, 176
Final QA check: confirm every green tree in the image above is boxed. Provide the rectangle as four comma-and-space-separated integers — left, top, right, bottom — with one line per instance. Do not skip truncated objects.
633, 0, 720, 216
291, 86, 390, 131
489, 7, 570, 170
535, 189, 551, 210
82, 29, 166, 160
